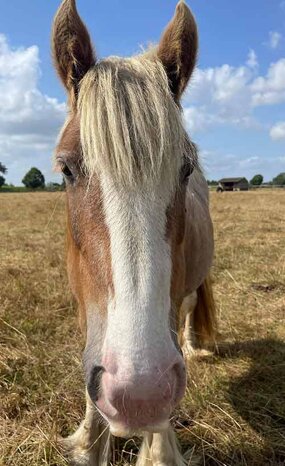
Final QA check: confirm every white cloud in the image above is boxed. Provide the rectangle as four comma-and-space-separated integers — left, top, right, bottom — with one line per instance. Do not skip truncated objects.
0, 34, 65, 184
269, 31, 282, 49
246, 49, 258, 68
183, 57, 285, 134
270, 121, 285, 140
182, 53, 285, 179
183, 62, 255, 133
251, 59, 285, 106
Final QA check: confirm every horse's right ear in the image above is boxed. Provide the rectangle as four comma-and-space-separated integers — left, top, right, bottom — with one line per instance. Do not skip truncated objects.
52, 0, 95, 107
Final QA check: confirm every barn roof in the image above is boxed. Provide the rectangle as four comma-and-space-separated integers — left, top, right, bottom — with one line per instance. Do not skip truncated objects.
219, 177, 248, 183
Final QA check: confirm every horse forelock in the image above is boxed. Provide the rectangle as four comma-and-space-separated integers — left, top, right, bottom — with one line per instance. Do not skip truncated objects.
78, 54, 187, 188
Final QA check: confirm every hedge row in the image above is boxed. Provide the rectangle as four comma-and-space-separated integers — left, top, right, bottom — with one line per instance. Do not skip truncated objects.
0, 186, 65, 193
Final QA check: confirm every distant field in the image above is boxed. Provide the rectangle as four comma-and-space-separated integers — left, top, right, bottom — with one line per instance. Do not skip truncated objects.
1, 191, 284, 466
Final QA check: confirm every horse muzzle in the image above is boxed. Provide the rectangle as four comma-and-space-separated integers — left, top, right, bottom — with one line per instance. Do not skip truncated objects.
87, 351, 187, 436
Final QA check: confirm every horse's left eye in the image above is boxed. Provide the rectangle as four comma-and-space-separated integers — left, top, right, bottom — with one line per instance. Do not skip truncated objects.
61, 163, 74, 180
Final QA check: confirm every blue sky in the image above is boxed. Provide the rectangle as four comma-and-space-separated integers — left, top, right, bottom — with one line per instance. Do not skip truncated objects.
0, 0, 284, 184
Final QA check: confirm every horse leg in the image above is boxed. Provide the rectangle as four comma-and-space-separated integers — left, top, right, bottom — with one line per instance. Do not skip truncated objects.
60, 392, 111, 466
181, 291, 198, 359
136, 427, 188, 466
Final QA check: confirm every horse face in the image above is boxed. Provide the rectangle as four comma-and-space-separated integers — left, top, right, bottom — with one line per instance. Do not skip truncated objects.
55, 115, 191, 436
53, 0, 197, 436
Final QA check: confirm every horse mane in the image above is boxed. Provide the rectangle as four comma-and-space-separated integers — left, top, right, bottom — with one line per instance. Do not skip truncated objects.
78, 54, 194, 188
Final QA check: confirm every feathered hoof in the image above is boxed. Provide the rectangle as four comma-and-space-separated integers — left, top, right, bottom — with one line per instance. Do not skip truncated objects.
58, 434, 96, 466
59, 427, 111, 466
136, 430, 198, 466
183, 342, 214, 362
182, 341, 196, 360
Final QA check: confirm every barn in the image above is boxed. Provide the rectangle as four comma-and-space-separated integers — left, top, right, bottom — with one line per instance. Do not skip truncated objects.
218, 177, 249, 192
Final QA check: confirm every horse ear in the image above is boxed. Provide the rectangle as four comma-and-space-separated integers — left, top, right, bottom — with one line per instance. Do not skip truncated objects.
52, 0, 95, 106
157, 1, 198, 100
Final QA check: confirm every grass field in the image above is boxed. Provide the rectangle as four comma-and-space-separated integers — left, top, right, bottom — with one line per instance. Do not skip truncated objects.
1, 191, 284, 466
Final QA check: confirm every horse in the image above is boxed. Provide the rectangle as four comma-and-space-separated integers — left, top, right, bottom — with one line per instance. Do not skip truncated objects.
52, 0, 217, 464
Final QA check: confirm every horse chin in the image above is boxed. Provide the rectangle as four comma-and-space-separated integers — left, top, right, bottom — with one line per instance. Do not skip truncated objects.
95, 394, 173, 438
109, 419, 170, 439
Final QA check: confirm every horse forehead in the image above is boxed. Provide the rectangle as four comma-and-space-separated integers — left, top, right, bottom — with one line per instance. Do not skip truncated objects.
57, 115, 80, 154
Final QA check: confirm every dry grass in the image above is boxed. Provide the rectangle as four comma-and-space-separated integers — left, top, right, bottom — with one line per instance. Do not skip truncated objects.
0, 190, 284, 466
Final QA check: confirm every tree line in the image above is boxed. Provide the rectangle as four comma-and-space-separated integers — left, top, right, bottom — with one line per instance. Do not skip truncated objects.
1, 163, 285, 190
0, 164, 64, 191
207, 173, 285, 187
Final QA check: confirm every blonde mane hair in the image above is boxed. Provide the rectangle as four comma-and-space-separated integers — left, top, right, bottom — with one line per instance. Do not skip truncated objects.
78, 55, 190, 188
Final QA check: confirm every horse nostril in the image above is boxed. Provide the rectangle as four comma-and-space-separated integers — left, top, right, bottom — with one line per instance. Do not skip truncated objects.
87, 365, 104, 403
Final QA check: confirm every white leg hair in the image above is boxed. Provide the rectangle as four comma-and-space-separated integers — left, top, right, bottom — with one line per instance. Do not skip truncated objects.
60, 392, 111, 466
181, 292, 198, 359
136, 427, 187, 466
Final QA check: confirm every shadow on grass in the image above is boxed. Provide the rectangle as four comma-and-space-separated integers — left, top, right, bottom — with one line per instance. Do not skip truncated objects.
217, 338, 285, 464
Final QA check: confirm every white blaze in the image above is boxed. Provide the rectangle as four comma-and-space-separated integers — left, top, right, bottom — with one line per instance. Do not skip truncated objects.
101, 177, 176, 370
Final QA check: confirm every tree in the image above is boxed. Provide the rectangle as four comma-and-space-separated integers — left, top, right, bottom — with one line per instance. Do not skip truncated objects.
0, 162, 7, 174
272, 172, 285, 186
250, 174, 263, 186
0, 162, 7, 187
22, 167, 45, 189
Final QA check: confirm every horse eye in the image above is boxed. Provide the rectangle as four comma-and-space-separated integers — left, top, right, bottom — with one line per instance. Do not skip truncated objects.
61, 162, 74, 182
61, 163, 74, 180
